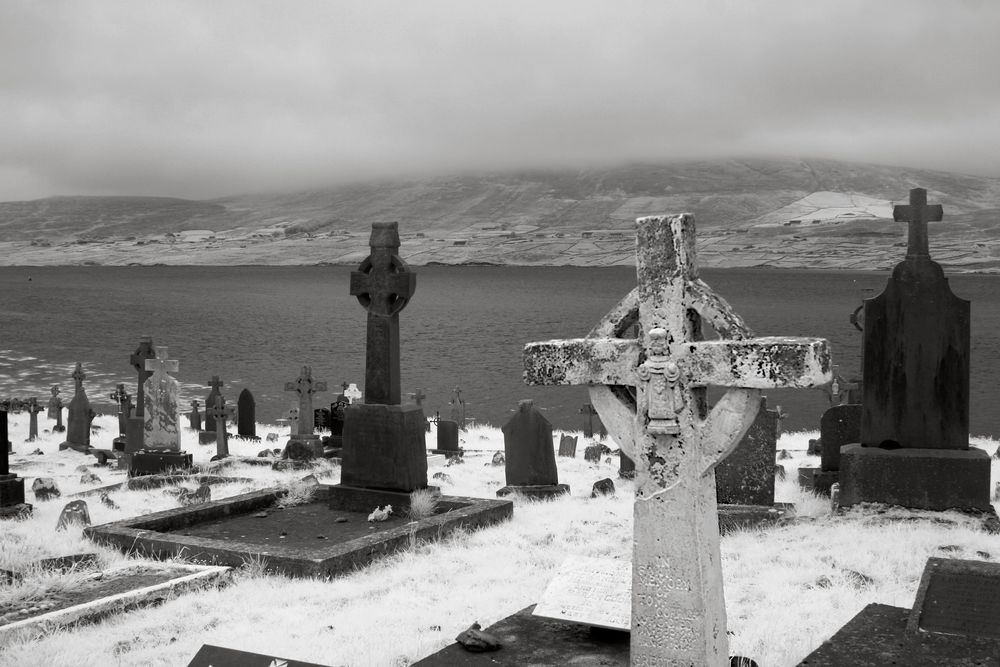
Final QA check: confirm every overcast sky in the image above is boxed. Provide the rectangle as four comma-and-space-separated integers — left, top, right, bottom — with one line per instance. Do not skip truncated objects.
2, 1, 998, 201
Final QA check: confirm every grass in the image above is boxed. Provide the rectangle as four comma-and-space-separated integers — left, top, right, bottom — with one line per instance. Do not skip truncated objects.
0, 412, 997, 666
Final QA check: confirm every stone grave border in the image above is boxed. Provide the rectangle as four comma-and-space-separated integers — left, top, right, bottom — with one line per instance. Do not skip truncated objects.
0, 563, 229, 639
85, 485, 512, 578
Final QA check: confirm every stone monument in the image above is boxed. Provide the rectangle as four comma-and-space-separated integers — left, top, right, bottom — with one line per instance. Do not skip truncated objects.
200, 375, 224, 443
839, 188, 990, 511
26, 398, 41, 442
208, 395, 235, 459
188, 400, 202, 431
284, 366, 326, 455
237, 388, 257, 440
132, 347, 192, 475
497, 399, 569, 499
123, 337, 156, 468
60, 362, 94, 453
523, 213, 830, 665
340, 222, 428, 492
109, 383, 131, 436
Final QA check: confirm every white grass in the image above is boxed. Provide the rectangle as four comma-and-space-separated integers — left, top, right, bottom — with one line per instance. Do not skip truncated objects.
0, 415, 997, 667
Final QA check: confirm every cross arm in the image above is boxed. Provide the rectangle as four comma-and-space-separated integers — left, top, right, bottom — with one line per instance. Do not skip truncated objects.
682, 337, 831, 388
523, 338, 640, 387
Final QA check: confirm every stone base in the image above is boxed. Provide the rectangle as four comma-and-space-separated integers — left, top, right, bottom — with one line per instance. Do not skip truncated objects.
198, 431, 216, 445
496, 484, 570, 500
796, 603, 1000, 666
58, 441, 90, 453
130, 450, 193, 476
839, 444, 992, 511
340, 403, 428, 492
0, 474, 26, 506
797, 467, 838, 496
0, 503, 32, 519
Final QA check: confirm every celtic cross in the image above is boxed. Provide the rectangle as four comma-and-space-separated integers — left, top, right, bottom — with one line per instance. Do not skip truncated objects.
893, 187, 943, 260
208, 395, 235, 458
350, 222, 416, 405
284, 366, 327, 436
524, 214, 830, 666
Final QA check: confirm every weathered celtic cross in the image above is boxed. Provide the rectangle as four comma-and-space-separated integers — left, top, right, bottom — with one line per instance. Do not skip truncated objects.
284, 366, 327, 436
350, 222, 416, 406
208, 395, 235, 458
524, 214, 831, 666
893, 187, 943, 260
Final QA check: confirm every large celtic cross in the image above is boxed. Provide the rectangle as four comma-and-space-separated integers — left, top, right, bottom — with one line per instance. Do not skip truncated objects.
524, 214, 830, 666
350, 222, 416, 406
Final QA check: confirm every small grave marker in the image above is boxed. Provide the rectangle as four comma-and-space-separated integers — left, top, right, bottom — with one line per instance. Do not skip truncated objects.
450, 386, 466, 429
62, 363, 94, 453
26, 398, 41, 442
558, 434, 578, 458
237, 388, 257, 439
188, 400, 202, 430
186, 644, 333, 667
714, 395, 779, 506
109, 383, 131, 436
579, 403, 597, 438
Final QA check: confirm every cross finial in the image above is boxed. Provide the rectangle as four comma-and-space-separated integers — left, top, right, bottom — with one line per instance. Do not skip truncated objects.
893, 187, 943, 260
145, 346, 179, 374
72, 362, 85, 388
208, 376, 224, 391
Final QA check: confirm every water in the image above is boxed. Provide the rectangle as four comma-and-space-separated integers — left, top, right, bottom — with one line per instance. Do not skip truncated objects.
0, 265, 997, 437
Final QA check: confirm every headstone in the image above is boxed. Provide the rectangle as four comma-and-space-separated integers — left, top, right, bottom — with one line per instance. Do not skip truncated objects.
142, 347, 182, 451
209, 395, 235, 459
840, 188, 990, 512
62, 362, 93, 452
340, 222, 428, 492
314, 407, 331, 430
0, 410, 30, 516
47, 385, 62, 421
203, 375, 224, 432
715, 395, 779, 506
436, 419, 460, 456
284, 366, 326, 456
449, 386, 466, 429
123, 337, 156, 466
497, 400, 569, 499
800, 403, 862, 495
330, 397, 348, 436
407, 387, 431, 432
592, 477, 616, 497
522, 212, 830, 664
579, 403, 597, 438
109, 383, 131, 435
26, 398, 41, 442
31, 477, 60, 501
237, 388, 257, 439
55, 499, 91, 530
558, 434, 578, 458
188, 400, 202, 430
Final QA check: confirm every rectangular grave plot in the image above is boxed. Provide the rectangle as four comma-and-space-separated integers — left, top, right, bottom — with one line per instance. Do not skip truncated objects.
0, 564, 228, 638
85, 485, 512, 579
908, 557, 1000, 639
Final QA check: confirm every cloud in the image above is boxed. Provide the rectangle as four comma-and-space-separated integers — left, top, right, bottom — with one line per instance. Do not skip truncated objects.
2, 0, 999, 200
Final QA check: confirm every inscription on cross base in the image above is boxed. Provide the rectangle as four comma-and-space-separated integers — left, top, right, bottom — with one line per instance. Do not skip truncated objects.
524, 213, 831, 666
893, 187, 943, 260
284, 366, 327, 436
350, 222, 416, 406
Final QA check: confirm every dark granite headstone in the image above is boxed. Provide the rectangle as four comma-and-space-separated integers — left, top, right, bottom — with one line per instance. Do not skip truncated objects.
715, 396, 778, 506
187, 644, 332, 667
558, 434, 578, 458
330, 397, 347, 436
63, 362, 93, 451
841, 188, 989, 512
437, 419, 460, 453
124, 338, 156, 464
579, 403, 597, 438
188, 400, 202, 430
340, 223, 426, 492
237, 389, 256, 439
497, 400, 568, 498
819, 404, 862, 473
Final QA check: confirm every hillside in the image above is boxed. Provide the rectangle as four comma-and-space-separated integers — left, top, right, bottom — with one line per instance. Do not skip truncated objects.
2, 158, 999, 271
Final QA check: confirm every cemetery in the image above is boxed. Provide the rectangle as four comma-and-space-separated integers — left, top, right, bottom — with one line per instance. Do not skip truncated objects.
1, 202, 999, 667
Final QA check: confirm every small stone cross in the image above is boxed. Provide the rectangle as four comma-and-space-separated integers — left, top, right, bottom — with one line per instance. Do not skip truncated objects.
208, 376, 224, 393
285, 366, 327, 436
208, 395, 235, 458
130, 337, 156, 418
893, 187, 943, 260
524, 213, 830, 666
145, 347, 179, 375
350, 222, 416, 405
71, 362, 85, 390
411, 388, 426, 407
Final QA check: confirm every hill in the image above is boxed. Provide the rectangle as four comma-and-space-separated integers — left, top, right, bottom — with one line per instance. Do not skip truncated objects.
1, 158, 999, 271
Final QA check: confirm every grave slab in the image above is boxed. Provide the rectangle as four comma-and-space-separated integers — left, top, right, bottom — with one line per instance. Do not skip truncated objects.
85, 485, 512, 578
0, 563, 229, 639
187, 644, 333, 667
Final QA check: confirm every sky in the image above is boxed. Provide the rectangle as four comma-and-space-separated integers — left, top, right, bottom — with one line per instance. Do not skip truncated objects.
2, 0, 999, 201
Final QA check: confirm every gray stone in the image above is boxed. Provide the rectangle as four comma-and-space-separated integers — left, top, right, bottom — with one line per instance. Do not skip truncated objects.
203, 376, 224, 432
583, 444, 610, 463
143, 347, 182, 451
178, 484, 211, 506
491, 452, 505, 466
80, 472, 102, 485
32, 477, 60, 501
591, 478, 615, 497
55, 499, 91, 530
558, 434, 578, 458
455, 622, 502, 652
341, 403, 427, 491
188, 400, 202, 430
502, 400, 559, 488
819, 403, 862, 472
715, 396, 779, 506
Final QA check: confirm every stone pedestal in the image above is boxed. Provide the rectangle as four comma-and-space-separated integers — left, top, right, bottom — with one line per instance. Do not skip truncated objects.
0, 473, 26, 507
839, 445, 991, 511
340, 403, 428, 492
496, 484, 570, 500
130, 450, 194, 476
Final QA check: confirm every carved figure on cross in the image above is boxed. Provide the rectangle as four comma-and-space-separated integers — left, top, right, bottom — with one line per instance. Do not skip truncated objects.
285, 366, 327, 436
350, 222, 416, 406
208, 395, 235, 458
893, 187, 943, 260
524, 213, 830, 666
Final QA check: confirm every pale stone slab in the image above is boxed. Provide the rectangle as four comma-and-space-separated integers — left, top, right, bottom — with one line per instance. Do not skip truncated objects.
533, 555, 631, 631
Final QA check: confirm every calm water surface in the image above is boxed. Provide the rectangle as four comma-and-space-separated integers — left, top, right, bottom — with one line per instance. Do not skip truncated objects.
0, 265, 997, 437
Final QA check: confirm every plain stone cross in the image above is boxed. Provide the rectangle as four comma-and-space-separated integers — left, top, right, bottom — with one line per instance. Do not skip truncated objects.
208, 395, 235, 458
893, 187, 943, 260
524, 213, 831, 666
350, 222, 416, 405
285, 366, 327, 436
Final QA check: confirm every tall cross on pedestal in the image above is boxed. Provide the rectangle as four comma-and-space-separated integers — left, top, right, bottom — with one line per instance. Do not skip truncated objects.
524, 213, 830, 666
130, 337, 156, 418
208, 395, 235, 458
893, 187, 943, 260
284, 366, 327, 436
350, 222, 416, 405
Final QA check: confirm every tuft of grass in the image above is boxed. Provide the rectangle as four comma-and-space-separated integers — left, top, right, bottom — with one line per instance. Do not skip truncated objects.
274, 481, 317, 508
407, 489, 439, 521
